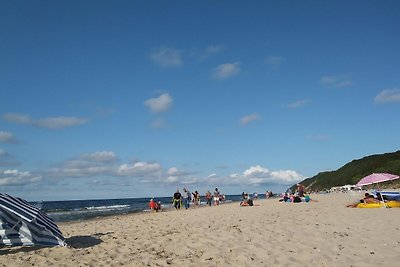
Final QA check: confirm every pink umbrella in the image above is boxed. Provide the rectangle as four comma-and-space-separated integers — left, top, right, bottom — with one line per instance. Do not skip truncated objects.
356, 173, 399, 187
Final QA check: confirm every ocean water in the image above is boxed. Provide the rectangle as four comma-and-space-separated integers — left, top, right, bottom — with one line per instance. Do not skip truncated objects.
33, 194, 258, 222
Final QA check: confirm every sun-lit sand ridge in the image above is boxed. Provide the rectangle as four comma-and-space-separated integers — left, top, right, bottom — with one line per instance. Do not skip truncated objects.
1, 192, 400, 267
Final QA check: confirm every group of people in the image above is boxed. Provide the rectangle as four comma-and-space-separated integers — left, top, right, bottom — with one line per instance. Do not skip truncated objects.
277, 183, 314, 203
240, 192, 255, 206
278, 192, 311, 203
172, 188, 225, 210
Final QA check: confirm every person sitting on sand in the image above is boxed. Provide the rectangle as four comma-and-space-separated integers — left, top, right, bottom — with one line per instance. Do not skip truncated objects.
240, 193, 254, 206
346, 193, 379, 208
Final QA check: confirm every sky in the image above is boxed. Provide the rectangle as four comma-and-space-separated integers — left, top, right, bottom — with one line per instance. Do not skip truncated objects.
1, 1, 399, 201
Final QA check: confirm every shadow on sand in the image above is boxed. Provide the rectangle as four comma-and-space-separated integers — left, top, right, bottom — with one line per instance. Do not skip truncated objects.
65, 234, 104, 249
0, 232, 111, 254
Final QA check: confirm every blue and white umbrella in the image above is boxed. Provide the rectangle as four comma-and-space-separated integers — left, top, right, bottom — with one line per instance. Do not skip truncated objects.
0, 193, 66, 246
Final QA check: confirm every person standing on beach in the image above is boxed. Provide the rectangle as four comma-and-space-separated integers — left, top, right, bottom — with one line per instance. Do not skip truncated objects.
213, 188, 220, 206
183, 188, 191, 209
173, 190, 182, 209
296, 183, 305, 197
205, 190, 212, 206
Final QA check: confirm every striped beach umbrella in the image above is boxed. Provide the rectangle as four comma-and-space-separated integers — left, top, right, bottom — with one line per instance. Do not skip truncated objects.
0, 193, 66, 246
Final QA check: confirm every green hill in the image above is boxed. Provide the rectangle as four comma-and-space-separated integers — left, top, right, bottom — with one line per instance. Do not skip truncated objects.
291, 150, 400, 192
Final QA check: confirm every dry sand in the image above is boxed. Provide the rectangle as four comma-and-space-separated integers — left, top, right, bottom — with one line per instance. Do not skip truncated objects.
1, 192, 400, 267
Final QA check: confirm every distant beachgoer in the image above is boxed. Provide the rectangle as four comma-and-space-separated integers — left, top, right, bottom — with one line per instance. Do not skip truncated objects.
240, 197, 254, 206
279, 193, 289, 202
214, 188, 220, 206
242, 192, 246, 200
192, 191, 200, 206
297, 183, 305, 197
156, 201, 162, 211
149, 199, 157, 212
173, 190, 182, 209
183, 188, 191, 209
205, 190, 212, 206
346, 193, 379, 208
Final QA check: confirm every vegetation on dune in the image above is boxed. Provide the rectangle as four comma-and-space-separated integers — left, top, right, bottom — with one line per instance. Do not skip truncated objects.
290, 151, 400, 192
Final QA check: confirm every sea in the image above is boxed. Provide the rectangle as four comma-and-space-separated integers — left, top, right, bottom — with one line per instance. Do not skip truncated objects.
32, 194, 264, 223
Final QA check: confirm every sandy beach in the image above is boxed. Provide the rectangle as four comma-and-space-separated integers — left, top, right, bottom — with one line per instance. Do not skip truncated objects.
1, 192, 400, 267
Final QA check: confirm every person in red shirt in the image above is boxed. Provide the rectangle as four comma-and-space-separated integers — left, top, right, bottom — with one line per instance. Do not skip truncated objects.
149, 199, 157, 212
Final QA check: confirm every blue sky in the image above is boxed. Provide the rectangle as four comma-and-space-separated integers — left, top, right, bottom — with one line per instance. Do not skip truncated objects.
1, 1, 399, 201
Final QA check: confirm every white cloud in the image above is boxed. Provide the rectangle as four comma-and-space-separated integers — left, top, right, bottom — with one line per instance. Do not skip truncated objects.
241, 165, 303, 185
239, 113, 260, 126
0, 169, 41, 186
0, 131, 17, 143
3, 113, 88, 129
285, 99, 310, 109
374, 89, 400, 104
212, 62, 240, 80
205, 165, 303, 186
320, 75, 352, 88
144, 93, 173, 113
150, 47, 183, 68
117, 162, 162, 176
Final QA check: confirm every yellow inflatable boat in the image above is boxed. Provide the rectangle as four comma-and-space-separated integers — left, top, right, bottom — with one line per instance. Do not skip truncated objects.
356, 201, 400, 208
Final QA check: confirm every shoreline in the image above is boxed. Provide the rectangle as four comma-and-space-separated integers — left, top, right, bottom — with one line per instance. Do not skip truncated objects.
2, 193, 400, 267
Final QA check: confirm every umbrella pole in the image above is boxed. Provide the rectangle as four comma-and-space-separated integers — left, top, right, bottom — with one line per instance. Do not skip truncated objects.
377, 183, 388, 208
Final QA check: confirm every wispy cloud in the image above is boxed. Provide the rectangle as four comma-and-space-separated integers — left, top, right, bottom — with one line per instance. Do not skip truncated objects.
46, 151, 119, 178
306, 134, 331, 141
374, 88, 400, 104
205, 44, 223, 55
285, 99, 310, 109
150, 118, 167, 129
0, 131, 18, 143
150, 47, 183, 68
239, 113, 261, 126
0, 149, 19, 167
144, 93, 173, 113
266, 56, 284, 68
320, 75, 352, 88
44, 151, 191, 185
212, 62, 240, 80
3, 113, 88, 129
